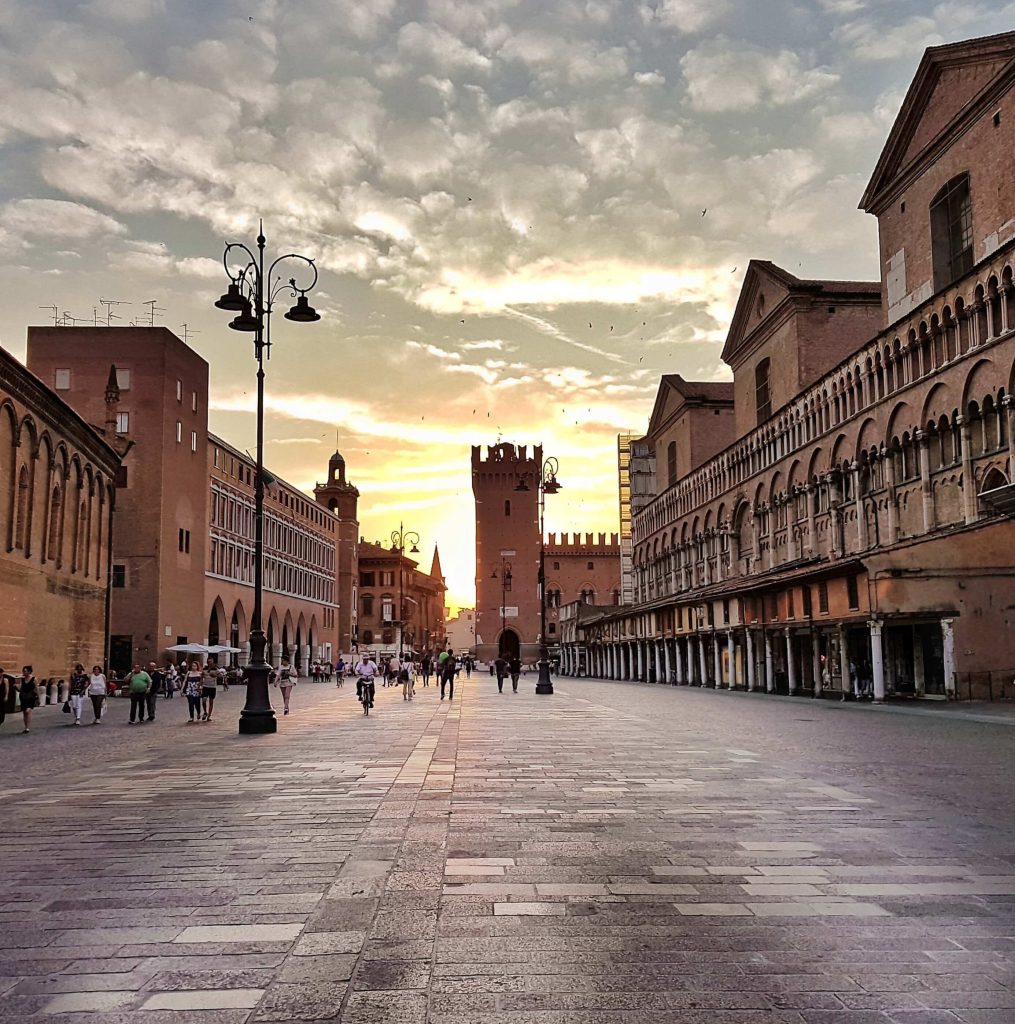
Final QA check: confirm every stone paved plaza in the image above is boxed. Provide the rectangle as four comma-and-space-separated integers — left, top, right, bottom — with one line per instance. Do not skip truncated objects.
2, 676, 1015, 1024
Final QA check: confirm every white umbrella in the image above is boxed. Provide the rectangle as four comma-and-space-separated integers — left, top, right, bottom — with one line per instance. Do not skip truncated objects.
206, 645, 242, 655
167, 643, 212, 654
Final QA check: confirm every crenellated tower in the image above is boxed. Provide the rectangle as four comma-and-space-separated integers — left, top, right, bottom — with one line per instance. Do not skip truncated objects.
315, 450, 360, 656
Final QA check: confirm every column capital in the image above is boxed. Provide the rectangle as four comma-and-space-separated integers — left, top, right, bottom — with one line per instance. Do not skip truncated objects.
867, 618, 883, 635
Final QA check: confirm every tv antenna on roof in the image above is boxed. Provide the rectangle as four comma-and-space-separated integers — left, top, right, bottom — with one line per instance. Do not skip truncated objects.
140, 299, 165, 326
99, 298, 130, 326
38, 305, 59, 326
179, 323, 200, 345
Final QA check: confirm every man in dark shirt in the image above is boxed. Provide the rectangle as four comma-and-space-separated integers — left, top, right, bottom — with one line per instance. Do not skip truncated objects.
509, 655, 522, 693
147, 662, 164, 722
493, 655, 508, 693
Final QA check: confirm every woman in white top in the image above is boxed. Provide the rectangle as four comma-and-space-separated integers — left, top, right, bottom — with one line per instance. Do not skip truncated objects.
399, 655, 415, 701
87, 665, 107, 724
274, 657, 298, 716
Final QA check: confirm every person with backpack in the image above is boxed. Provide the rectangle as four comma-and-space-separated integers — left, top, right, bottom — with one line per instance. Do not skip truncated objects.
273, 656, 298, 715
399, 654, 415, 701
126, 663, 152, 724
420, 652, 432, 688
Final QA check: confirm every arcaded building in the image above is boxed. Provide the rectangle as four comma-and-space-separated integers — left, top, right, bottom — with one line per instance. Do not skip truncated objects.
472, 442, 620, 664
0, 345, 123, 681
561, 33, 1015, 701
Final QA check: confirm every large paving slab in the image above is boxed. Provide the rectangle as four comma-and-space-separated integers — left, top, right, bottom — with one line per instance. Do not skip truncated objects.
1, 675, 1014, 1022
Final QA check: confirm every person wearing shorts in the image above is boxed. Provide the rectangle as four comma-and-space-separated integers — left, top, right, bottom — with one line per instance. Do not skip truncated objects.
183, 662, 203, 722
274, 657, 297, 715
200, 661, 218, 722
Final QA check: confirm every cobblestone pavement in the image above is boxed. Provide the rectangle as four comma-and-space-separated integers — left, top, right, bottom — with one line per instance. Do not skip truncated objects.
2, 675, 1014, 1023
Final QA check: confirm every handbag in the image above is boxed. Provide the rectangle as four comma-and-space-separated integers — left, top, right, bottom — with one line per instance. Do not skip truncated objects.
62, 700, 71, 714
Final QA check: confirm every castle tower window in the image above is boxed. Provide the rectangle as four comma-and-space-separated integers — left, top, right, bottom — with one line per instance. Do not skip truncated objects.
667, 441, 677, 487
755, 359, 772, 425
931, 173, 972, 291
504, 499, 511, 516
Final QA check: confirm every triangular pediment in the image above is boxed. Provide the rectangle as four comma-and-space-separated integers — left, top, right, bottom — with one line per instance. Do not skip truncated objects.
720, 261, 797, 366
861, 32, 1015, 213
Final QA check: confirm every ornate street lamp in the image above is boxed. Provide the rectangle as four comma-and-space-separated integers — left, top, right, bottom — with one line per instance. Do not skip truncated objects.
491, 558, 513, 653
516, 456, 561, 694
390, 522, 420, 659
214, 223, 320, 734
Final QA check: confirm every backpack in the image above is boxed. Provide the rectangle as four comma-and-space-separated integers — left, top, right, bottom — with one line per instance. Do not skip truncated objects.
398, 668, 410, 683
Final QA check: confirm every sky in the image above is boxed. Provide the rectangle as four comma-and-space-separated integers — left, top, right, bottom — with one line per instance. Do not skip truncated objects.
1, 0, 1013, 612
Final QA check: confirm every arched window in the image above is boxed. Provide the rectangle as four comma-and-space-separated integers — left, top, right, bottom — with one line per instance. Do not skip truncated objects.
666, 441, 677, 487
755, 359, 772, 425
362, 629, 373, 645
931, 174, 972, 291
47, 485, 62, 562
14, 465, 29, 551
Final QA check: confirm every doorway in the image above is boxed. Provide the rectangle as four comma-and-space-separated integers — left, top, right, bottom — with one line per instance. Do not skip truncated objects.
110, 635, 132, 675
498, 628, 520, 660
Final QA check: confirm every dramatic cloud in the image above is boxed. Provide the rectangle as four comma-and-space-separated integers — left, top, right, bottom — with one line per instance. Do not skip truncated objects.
0, 0, 1011, 607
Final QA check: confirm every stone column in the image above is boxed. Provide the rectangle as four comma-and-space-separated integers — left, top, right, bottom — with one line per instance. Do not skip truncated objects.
838, 623, 852, 697
662, 638, 671, 684
698, 635, 708, 687
916, 429, 934, 533
654, 640, 663, 683
912, 626, 925, 696
812, 632, 823, 698
883, 447, 899, 545
764, 630, 774, 693
786, 495, 798, 561
1004, 396, 1015, 485
806, 485, 817, 556
869, 619, 885, 702
852, 462, 867, 551
674, 638, 685, 684
713, 635, 722, 689
957, 415, 978, 525
785, 628, 797, 695
746, 629, 756, 692
726, 630, 736, 689
941, 617, 956, 698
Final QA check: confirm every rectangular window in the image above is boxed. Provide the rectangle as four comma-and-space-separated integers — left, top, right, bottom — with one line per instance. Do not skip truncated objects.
176, 421, 182, 443
587, 560, 594, 570
706, 603, 714, 626
115, 412, 129, 433
213, 447, 219, 468
359, 571, 375, 587
548, 622, 557, 635
818, 581, 829, 614
381, 571, 394, 586
178, 528, 191, 554
54, 369, 71, 390
115, 368, 131, 391
192, 391, 198, 412
847, 575, 860, 610
802, 586, 812, 618
766, 594, 779, 621
722, 598, 730, 624
787, 588, 795, 620
191, 430, 197, 452
553, 561, 560, 570
176, 379, 183, 402
112, 564, 126, 588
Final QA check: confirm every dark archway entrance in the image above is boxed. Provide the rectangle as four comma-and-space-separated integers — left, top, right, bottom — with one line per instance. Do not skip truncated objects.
207, 609, 220, 647
499, 628, 520, 660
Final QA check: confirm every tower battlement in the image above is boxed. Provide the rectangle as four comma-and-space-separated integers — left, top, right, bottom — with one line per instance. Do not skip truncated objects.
545, 532, 621, 553
471, 441, 543, 472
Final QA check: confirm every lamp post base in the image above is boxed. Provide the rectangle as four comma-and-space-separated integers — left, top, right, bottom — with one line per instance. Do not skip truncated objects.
535, 658, 554, 695
239, 630, 277, 735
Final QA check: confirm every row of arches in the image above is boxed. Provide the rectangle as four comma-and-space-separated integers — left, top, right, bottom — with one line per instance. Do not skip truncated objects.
634, 354, 1015, 600
637, 260, 1015, 541
1, 402, 115, 580
206, 596, 322, 672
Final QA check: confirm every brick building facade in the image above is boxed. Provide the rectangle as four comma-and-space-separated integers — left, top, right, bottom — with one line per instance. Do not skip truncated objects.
26, 326, 360, 673
1, 345, 123, 684
473, 441, 620, 664
560, 33, 1015, 702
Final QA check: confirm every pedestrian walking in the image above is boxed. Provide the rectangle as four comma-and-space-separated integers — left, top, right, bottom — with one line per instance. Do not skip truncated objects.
87, 665, 107, 723
274, 656, 298, 715
0, 667, 10, 731
421, 653, 432, 687
126, 663, 151, 724
440, 648, 456, 702
147, 662, 163, 722
67, 663, 89, 725
183, 661, 203, 723
15, 665, 39, 733
494, 654, 507, 693
355, 653, 377, 714
200, 661, 218, 721
509, 654, 521, 693
399, 654, 415, 701
163, 662, 177, 699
